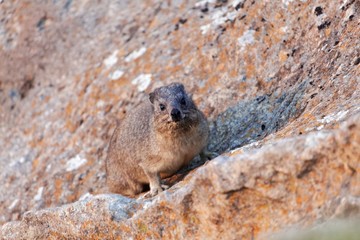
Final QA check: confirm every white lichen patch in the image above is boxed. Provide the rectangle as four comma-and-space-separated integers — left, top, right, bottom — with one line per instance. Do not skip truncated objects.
211, 7, 228, 25
319, 110, 349, 124
226, 11, 238, 22
10, 156, 26, 167
46, 164, 52, 172
66, 155, 87, 172
238, 30, 256, 50
282, 0, 294, 6
211, 8, 238, 26
304, 131, 329, 148
103, 50, 119, 69
283, 0, 307, 7
8, 199, 19, 210
281, 26, 288, 33
131, 74, 152, 92
96, 100, 106, 108
230, 140, 260, 154
200, 24, 211, 35
316, 125, 324, 130
33, 187, 44, 201
198, 1, 239, 35
232, 0, 245, 8
125, 47, 147, 62
19, 156, 26, 163
79, 192, 93, 201
109, 69, 124, 80
195, 0, 216, 8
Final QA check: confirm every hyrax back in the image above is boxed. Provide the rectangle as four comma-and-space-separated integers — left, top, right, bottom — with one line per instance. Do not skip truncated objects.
106, 82, 209, 197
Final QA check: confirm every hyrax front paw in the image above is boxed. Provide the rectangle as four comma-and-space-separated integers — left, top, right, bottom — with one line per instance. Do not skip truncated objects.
144, 186, 163, 198
144, 183, 170, 198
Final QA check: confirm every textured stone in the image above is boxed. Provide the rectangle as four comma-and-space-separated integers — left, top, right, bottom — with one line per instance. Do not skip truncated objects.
272, 218, 360, 240
1, 113, 359, 239
0, 0, 359, 238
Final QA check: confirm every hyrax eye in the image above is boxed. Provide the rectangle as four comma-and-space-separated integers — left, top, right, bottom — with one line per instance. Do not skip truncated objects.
159, 104, 166, 111
180, 97, 186, 105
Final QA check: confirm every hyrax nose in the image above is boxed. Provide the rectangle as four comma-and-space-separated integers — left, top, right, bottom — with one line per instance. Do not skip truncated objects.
171, 108, 182, 122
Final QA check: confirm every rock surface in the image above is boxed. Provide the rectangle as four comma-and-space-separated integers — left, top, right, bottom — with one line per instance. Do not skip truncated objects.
273, 218, 360, 240
1, 114, 359, 239
0, 0, 359, 239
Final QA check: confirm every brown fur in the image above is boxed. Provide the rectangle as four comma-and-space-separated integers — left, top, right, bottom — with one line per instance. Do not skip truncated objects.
106, 83, 209, 197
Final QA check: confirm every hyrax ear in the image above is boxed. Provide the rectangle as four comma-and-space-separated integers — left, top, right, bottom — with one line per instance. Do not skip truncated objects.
149, 92, 155, 104
172, 82, 185, 91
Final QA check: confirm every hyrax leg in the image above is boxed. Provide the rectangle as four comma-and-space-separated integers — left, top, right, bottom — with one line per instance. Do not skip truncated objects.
142, 170, 163, 197
126, 179, 144, 196
107, 173, 143, 197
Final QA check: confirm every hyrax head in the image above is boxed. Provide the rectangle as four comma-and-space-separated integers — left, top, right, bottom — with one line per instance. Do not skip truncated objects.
149, 82, 196, 124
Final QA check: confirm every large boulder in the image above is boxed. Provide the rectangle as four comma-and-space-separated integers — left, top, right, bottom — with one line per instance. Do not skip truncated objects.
1, 113, 359, 239
0, 0, 359, 238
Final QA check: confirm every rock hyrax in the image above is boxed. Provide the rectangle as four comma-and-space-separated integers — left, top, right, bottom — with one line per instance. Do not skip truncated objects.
106, 82, 209, 197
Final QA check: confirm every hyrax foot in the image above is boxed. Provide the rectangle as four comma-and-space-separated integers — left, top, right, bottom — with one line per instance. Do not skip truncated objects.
144, 186, 163, 198
143, 182, 169, 198
141, 170, 164, 198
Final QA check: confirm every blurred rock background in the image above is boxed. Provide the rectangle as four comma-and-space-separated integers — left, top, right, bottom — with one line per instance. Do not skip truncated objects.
0, 0, 359, 238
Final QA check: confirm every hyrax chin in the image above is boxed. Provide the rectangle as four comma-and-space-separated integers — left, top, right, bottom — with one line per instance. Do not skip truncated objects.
106, 82, 209, 197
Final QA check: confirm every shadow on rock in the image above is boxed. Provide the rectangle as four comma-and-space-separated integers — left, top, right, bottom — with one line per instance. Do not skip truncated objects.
167, 81, 308, 184
196, 81, 308, 168
208, 81, 308, 154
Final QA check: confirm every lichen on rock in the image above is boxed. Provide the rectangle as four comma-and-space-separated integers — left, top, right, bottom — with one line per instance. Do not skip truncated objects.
0, 0, 359, 239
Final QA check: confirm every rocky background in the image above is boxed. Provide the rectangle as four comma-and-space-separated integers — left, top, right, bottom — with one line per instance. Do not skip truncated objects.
0, 0, 359, 239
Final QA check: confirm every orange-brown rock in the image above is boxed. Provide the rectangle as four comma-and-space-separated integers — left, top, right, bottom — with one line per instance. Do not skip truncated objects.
0, 0, 359, 238
1, 113, 359, 239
